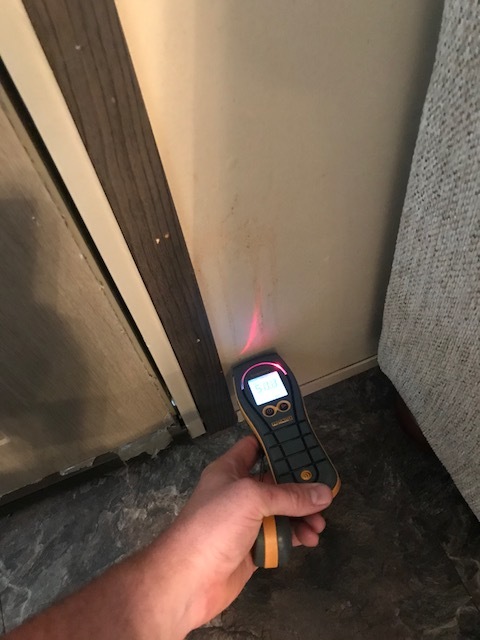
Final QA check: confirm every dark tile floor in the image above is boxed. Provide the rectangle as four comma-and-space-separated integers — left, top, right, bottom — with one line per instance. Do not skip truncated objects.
0, 370, 479, 639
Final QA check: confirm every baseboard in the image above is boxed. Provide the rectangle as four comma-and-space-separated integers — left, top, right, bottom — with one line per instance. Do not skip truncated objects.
300, 355, 378, 396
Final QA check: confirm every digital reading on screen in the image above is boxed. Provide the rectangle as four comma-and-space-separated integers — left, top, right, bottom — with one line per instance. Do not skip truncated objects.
248, 371, 288, 406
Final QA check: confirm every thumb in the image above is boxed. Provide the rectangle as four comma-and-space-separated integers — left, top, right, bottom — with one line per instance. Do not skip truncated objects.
256, 482, 332, 518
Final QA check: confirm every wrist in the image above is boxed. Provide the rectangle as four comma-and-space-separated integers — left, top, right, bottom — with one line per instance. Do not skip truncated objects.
129, 529, 202, 639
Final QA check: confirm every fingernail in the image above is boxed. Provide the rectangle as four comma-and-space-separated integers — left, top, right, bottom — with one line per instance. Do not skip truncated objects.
310, 484, 332, 506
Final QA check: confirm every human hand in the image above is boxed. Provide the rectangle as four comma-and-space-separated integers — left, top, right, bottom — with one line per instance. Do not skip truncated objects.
148, 435, 332, 638
6, 436, 333, 640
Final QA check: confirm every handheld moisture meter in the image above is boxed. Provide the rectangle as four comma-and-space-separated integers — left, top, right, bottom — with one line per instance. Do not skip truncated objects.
233, 352, 340, 568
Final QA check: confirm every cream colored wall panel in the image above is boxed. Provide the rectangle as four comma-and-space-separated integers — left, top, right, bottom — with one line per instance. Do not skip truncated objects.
117, 0, 443, 388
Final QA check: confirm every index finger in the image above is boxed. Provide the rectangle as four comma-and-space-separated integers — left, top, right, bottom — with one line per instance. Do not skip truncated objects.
214, 435, 261, 478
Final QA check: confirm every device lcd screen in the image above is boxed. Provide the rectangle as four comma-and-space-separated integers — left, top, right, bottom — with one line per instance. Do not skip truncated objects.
248, 371, 288, 406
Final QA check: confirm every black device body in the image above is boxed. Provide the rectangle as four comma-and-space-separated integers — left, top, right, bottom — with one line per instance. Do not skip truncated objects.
232, 351, 340, 568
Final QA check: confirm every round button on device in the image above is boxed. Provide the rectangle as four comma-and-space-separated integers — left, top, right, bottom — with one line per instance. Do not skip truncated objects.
262, 406, 276, 417
278, 401, 291, 412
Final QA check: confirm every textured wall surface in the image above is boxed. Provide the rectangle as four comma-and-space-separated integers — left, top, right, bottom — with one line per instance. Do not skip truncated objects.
116, 0, 443, 388
379, 1, 480, 519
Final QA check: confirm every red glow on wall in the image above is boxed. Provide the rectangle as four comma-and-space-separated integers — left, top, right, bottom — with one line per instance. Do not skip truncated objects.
240, 305, 260, 355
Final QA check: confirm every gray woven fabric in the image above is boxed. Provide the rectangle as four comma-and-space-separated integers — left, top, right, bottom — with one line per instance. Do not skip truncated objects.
378, 0, 480, 520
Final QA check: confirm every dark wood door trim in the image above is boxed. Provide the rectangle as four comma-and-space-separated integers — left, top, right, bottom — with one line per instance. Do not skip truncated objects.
23, 0, 235, 432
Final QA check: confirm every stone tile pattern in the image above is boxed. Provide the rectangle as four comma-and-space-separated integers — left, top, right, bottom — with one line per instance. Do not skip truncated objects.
0, 370, 479, 639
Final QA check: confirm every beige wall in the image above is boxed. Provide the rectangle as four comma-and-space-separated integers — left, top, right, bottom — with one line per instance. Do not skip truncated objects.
116, 0, 443, 390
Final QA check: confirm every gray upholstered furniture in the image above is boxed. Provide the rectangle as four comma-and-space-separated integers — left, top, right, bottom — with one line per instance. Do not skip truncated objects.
379, 0, 480, 520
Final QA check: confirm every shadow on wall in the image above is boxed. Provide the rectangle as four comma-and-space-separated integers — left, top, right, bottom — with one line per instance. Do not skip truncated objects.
0, 196, 96, 496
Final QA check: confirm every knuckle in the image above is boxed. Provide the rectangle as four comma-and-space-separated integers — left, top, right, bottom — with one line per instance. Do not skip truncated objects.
257, 483, 288, 513
260, 483, 278, 505
199, 465, 210, 480
231, 477, 259, 504
285, 486, 303, 511
200, 459, 218, 479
